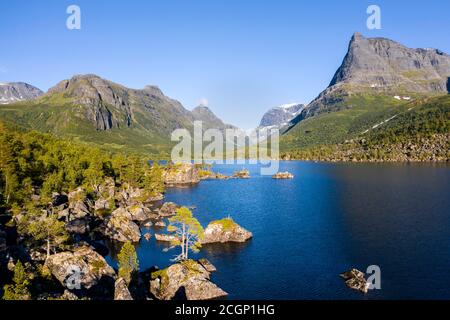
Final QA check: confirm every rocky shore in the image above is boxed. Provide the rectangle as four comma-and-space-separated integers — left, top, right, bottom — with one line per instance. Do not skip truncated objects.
0, 162, 255, 300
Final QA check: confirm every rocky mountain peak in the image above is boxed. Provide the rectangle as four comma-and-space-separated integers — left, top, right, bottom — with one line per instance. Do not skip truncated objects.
258, 103, 305, 129
329, 33, 450, 93
0, 82, 43, 104
191, 105, 235, 130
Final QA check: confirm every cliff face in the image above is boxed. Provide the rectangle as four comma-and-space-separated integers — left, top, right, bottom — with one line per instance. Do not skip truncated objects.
330, 32, 450, 93
296, 33, 450, 121
47, 74, 193, 132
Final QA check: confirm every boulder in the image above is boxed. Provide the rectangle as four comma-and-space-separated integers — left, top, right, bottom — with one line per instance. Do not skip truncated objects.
143, 220, 153, 228
232, 169, 250, 179
114, 278, 133, 300
119, 185, 162, 206
70, 200, 90, 219
103, 214, 141, 243
66, 219, 90, 234
155, 234, 179, 242
98, 177, 115, 199
46, 246, 115, 291
127, 204, 152, 222
272, 171, 294, 179
94, 198, 112, 213
198, 258, 216, 273
150, 260, 228, 300
163, 163, 200, 187
201, 218, 252, 244
155, 221, 166, 228
60, 290, 79, 300
157, 202, 179, 217
340, 269, 369, 293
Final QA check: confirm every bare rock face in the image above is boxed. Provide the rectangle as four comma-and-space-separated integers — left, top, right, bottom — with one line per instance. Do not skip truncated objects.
201, 218, 252, 244
150, 260, 228, 300
330, 32, 450, 93
127, 204, 153, 222
272, 171, 294, 179
114, 278, 133, 300
232, 170, 250, 179
65, 218, 90, 234
295, 32, 450, 122
157, 202, 179, 217
163, 163, 200, 187
119, 184, 162, 206
154, 234, 179, 242
340, 268, 369, 293
46, 246, 116, 291
67, 187, 91, 220
0, 82, 43, 104
103, 213, 141, 243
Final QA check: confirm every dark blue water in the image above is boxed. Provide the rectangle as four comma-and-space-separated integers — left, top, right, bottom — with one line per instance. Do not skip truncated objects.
107, 162, 450, 299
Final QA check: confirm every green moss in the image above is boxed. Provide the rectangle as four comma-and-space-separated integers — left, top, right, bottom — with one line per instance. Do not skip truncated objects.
151, 268, 169, 291
212, 217, 237, 232
91, 259, 106, 274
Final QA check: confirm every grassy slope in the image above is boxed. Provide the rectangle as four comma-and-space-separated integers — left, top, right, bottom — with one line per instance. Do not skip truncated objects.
280, 94, 450, 161
280, 94, 410, 151
0, 94, 174, 157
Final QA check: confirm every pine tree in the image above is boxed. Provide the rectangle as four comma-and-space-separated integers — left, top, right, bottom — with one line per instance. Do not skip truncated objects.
2, 261, 30, 300
167, 207, 204, 261
117, 242, 139, 285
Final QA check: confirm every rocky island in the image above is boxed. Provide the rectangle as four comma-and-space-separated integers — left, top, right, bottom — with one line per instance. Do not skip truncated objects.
272, 172, 294, 179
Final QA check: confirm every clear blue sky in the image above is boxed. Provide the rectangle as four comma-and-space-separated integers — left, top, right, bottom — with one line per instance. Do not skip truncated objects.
1, 0, 449, 128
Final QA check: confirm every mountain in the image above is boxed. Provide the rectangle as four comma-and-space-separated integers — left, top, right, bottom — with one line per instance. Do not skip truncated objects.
191, 105, 236, 130
281, 33, 450, 159
0, 74, 233, 155
296, 32, 450, 121
0, 82, 43, 104
258, 103, 304, 130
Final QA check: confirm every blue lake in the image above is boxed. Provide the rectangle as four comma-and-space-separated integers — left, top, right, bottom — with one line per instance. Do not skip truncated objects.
107, 161, 450, 299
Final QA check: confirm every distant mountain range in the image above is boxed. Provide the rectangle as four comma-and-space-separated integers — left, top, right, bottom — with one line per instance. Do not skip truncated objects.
0, 74, 234, 155
0, 82, 43, 104
1, 33, 449, 160
258, 103, 305, 131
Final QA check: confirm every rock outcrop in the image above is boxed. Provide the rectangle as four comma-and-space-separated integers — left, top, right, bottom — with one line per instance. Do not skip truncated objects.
340, 268, 369, 293
103, 213, 141, 243
150, 260, 227, 300
114, 278, 133, 300
163, 163, 200, 187
232, 169, 250, 179
46, 246, 116, 291
155, 234, 179, 242
157, 202, 179, 217
272, 172, 294, 179
201, 218, 252, 244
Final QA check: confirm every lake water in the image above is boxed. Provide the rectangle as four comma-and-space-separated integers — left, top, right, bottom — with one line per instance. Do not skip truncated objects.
107, 162, 450, 299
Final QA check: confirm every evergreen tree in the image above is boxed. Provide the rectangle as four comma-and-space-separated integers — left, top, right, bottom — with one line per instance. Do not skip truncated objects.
2, 261, 30, 300
167, 207, 204, 260
117, 242, 139, 285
